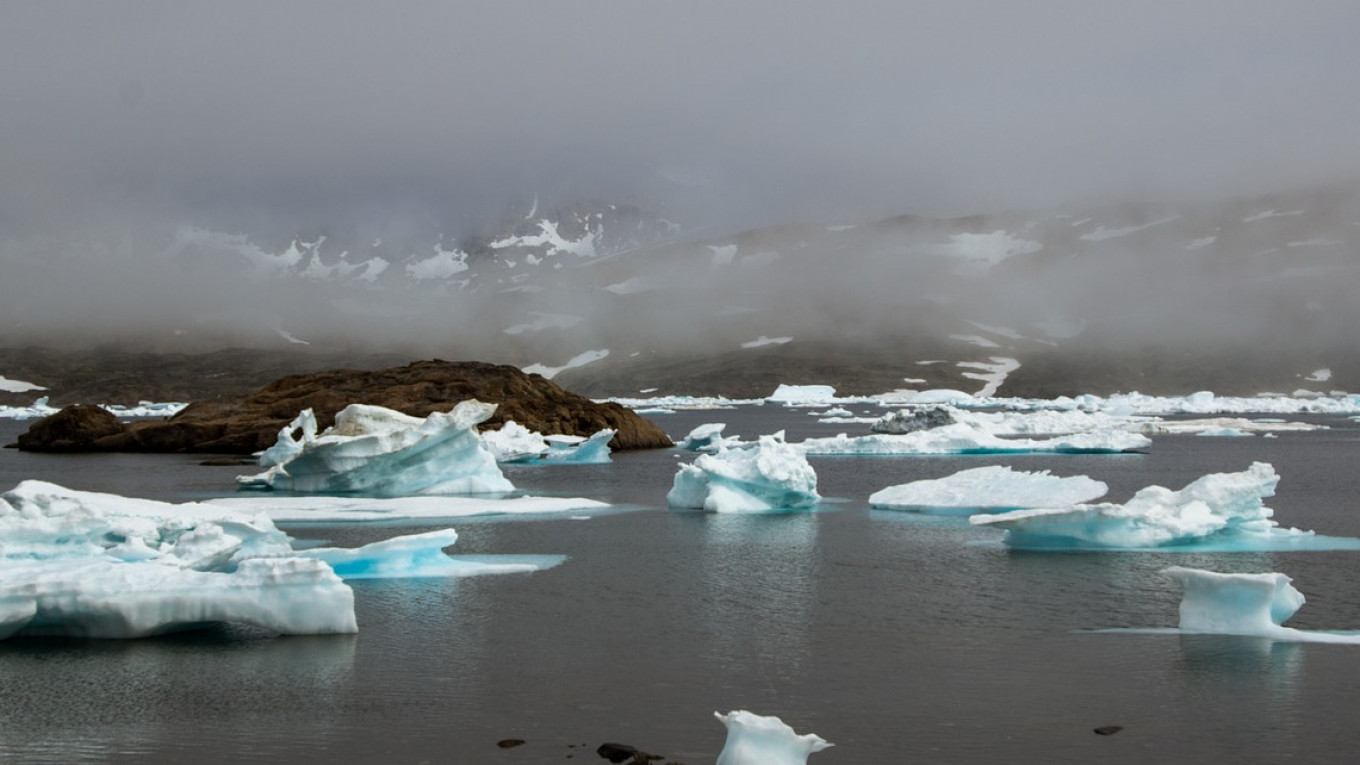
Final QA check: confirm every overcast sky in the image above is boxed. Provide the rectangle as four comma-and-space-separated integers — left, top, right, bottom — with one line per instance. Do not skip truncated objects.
4, 0, 1360, 237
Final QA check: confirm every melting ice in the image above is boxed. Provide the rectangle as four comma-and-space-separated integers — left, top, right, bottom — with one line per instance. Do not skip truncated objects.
973, 462, 1360, 551
1099, 567, 1360, 644
238, 400, 514, 495
798, 423, 1149, 456
715, 710, 832, 765
0, 481, 567, 639
870, 466, 1107, 515
668, 435, 819, 513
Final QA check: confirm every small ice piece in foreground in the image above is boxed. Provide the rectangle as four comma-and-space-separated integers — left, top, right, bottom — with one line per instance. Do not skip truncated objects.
668, 435, 819, 513
1155, 567, 1360, 644
239, 400, 513, 495
973, 462, 1290, 550
870, 466, 1107, 515
715, 710, 831, 765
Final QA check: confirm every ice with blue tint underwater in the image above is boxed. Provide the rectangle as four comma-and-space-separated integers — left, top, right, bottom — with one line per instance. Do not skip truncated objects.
1096, 567, 1360, 644
238, 400, 514, 495
714, 710, 832, 765
869, 465, 1108, 515
482, 421, 616, 464
668, 434, 820, 513
539, 428, 614, 464
0, 480, 566, 639
972, 462, 1360, 551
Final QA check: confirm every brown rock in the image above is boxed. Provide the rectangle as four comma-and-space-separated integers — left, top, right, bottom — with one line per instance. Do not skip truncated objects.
16, 360, 672, 454
14, 405, 129, 452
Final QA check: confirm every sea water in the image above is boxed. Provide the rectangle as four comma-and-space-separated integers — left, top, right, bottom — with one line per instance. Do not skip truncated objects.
1, 409, 1359, 764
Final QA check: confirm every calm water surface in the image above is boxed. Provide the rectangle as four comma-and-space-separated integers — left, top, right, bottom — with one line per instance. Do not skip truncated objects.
1, 408, 1359, 764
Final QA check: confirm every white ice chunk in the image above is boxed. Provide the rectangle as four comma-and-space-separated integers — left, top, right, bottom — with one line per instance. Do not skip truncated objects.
799, 423, 1149, 456
1159, 567, 1360, 643
668, 436, 819, 513
482, 420, 551, 463
972, 462, 1322, 550
541, 428, 614, 464
676, 423, 740, 452
238, 400, 514, 495
767, 384, 838, 406
870, 466, 1107, 515
715, 710, 831, 765
0, 557, 356, 639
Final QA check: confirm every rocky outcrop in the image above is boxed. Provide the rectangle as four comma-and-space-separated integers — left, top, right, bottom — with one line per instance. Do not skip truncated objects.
14, 360, 673, 454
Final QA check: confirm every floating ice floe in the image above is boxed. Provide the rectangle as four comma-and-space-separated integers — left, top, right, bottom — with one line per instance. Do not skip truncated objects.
668, 435, 819, 513
481, 421, 615, 464
798, 423, 1149, 456
0, 397, 187, 421
1097, 567, 1360, 644
870, 466, 1108, 515
206, 493, 609, 523
715, 710, 832, 765
238, 401, 514, 495
675, 423, 741, 452
767, 384, 840, 406
983, 390, 1360, 416
973, 462, 1360, 551
0, 480, 570, 639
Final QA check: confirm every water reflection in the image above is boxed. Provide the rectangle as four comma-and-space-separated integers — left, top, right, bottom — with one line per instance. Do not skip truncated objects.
0, 629, 356, 762
688, 512, 819, 684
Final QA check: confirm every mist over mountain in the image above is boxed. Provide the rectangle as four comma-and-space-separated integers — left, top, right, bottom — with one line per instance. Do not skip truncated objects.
3, 2, 1359, 398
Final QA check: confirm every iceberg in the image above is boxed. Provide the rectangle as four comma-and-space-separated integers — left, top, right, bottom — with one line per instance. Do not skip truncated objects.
668, 435, 819, 513
0, 557, 355, 639
676, 422, 741, 452
798, 423, 1149, 456
481, 421, 615, 464
767, 384, 839, 406
1098, 567, 1360, 644
715, 710, 832, 765
972, 462, 1360, 551
870, 466, 1107, 515
540, 429, 615, 464
238, 400, 514, 495
0, 480, 567, 639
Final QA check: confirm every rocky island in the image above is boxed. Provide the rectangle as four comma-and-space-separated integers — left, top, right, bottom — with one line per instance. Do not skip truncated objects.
14, 360, 672, 454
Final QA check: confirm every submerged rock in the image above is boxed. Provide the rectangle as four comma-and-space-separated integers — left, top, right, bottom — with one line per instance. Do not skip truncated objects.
14, 360, 671, 454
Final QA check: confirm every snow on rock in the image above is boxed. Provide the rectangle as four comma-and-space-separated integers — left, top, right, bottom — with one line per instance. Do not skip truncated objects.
668, 435, 819, 513
1304, 368, 1333, 382
904, 389, 975, 405
522, 348, 610, 379
405, 245, 470, 280
1160, 567, 1360, 643
949, 334, 1001, 349
741, 335, 793, 349
971, 462, 1360, 551
1078, 215, 1179, 241
927, 231, 1041, 272
715, 710, 832, 765
870, 466, 1107, 515
958, 357, 1020, 397
0, 375, 45, 394
798, 423, 1149, 456
503, 312, 585, 335
238, 401, 514, 495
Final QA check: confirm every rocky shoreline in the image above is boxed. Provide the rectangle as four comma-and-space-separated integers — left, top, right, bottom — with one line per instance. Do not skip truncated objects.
13, 360, 672, 454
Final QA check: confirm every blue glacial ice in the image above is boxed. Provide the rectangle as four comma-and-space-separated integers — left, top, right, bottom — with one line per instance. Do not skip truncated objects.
540, 428, 615, 464
972, 462, 1360, 551
238, 400, 514, 494
715, 710, 832, 765
0, 481, 567, 639
668, 435, 820, 513
1100, 567, 1360, 644
798, 422, 1149, 456
869, 466, 1108, 515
